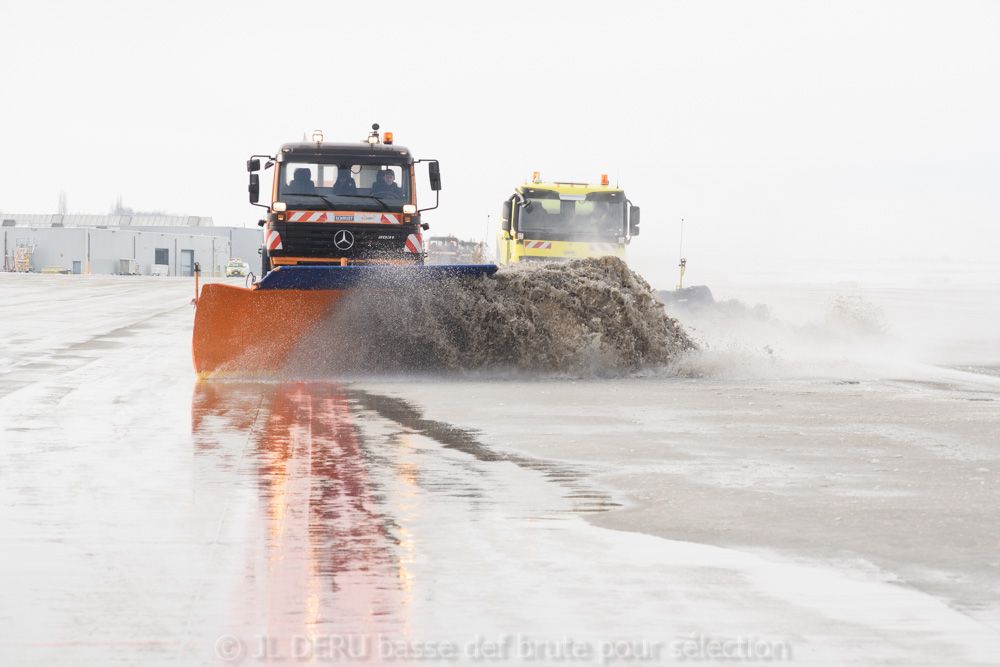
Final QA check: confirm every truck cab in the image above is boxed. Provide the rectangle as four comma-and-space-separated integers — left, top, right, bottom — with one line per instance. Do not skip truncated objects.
497, 174, 639, 265
456, 240, 478, 264
249, 125, 440, 275
425, 235, 460, 265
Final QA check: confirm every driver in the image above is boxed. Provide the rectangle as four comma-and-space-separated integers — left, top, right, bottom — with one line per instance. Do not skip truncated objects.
370, 169, 403, 197
333, 169, 357, 195
590, 201, 610, 225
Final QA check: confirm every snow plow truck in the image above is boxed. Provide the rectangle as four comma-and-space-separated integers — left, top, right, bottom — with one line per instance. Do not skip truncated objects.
191, 124, 496, 376
497, 173, 640, 264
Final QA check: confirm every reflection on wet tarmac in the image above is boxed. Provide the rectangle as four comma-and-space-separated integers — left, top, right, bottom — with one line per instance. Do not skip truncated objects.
191, 381, 405, 656
347, 389, 621, 514
188, 380, 620, 659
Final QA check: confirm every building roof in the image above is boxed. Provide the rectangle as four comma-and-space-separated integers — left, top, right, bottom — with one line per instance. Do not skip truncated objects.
0, 215, 214, 228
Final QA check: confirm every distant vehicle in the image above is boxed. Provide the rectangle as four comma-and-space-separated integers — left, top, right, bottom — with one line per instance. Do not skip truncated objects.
456, 240, 479, 264
425, 235, 459, 265
226, 259, 250, 277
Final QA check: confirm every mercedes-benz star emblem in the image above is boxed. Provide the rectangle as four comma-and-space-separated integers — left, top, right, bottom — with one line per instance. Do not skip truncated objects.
334, 230, 355, 250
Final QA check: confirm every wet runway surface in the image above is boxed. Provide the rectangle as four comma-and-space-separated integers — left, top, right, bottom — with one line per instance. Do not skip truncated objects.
2, 275, 999, 665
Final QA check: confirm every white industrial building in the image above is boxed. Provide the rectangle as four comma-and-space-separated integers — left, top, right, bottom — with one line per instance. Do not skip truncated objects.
1, 215, 262, 276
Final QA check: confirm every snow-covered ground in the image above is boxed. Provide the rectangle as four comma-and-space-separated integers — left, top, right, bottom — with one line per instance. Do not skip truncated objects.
1, 271, 998, 666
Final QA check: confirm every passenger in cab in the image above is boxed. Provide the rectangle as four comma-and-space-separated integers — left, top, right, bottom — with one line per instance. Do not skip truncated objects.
286, 168, 316, 194
333, 169, 357, 195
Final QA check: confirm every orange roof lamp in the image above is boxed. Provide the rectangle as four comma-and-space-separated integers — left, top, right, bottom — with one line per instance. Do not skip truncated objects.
601, 174, 609, 186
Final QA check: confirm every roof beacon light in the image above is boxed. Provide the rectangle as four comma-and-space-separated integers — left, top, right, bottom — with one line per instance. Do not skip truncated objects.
368, 123, 381, 145
601, 174, 609, 186
532, 171, 541, 183
312, 130, 324, 144
383, 131, 393, 145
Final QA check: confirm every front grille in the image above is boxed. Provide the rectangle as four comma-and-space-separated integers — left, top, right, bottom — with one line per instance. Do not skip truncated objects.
272, 223, 418, 260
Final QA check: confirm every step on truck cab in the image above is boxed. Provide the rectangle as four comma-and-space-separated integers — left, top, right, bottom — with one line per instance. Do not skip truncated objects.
497, 173, 639, 264
248, 124, 440, 275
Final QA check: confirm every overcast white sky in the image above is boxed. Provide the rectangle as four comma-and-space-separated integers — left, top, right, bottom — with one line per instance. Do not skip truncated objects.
3, 0, 998, 286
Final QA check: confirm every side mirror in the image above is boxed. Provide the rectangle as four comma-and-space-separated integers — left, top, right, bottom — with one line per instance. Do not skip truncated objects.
521, 199, 534, 214
501, 201, 512, 232
247, 158, 261, 173
629, 205, 640, 236
428, 161, 442, 191
249, 174, 260, 204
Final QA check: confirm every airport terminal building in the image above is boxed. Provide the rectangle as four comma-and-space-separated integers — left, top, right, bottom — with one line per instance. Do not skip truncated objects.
1, 214, 262, 276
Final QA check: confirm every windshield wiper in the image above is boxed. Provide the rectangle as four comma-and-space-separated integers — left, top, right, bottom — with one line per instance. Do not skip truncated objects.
333, 194, 392, 212
283, 192, 394, 212
285, 192, 338, 208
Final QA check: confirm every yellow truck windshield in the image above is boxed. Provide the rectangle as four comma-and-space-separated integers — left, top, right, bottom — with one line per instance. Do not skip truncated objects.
519, 197, 625, 237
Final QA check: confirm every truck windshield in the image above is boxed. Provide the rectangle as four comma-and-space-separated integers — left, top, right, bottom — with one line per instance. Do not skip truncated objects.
518, 194, 625, 238
428, 238, 459, 252
277, 162, 411, 211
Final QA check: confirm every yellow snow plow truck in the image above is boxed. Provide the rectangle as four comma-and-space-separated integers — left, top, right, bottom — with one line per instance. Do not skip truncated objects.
497, 173, 639, 264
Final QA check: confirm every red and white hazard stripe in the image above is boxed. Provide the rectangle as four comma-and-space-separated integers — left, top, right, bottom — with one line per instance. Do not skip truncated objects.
288, 211, 329, 222
286, 211, 402, 224
405, 233, 422, 254
265, 230, 282, 251
524, 241, 552, 250
589, 243, 617, 252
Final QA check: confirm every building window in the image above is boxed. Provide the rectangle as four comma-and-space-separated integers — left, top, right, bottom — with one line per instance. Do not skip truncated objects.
154, 248, 169, 265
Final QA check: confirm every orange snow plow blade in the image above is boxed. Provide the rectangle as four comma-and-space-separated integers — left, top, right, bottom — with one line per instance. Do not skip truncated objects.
192, 283, 343, 376
192, 265, 498, 377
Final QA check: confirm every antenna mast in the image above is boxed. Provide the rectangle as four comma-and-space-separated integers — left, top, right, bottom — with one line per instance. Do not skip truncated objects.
677, 218, 686, 289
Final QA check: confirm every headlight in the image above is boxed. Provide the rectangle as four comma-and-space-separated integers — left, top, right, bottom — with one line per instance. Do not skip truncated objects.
272, 202, 287, 212
403, 204, 416, 214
